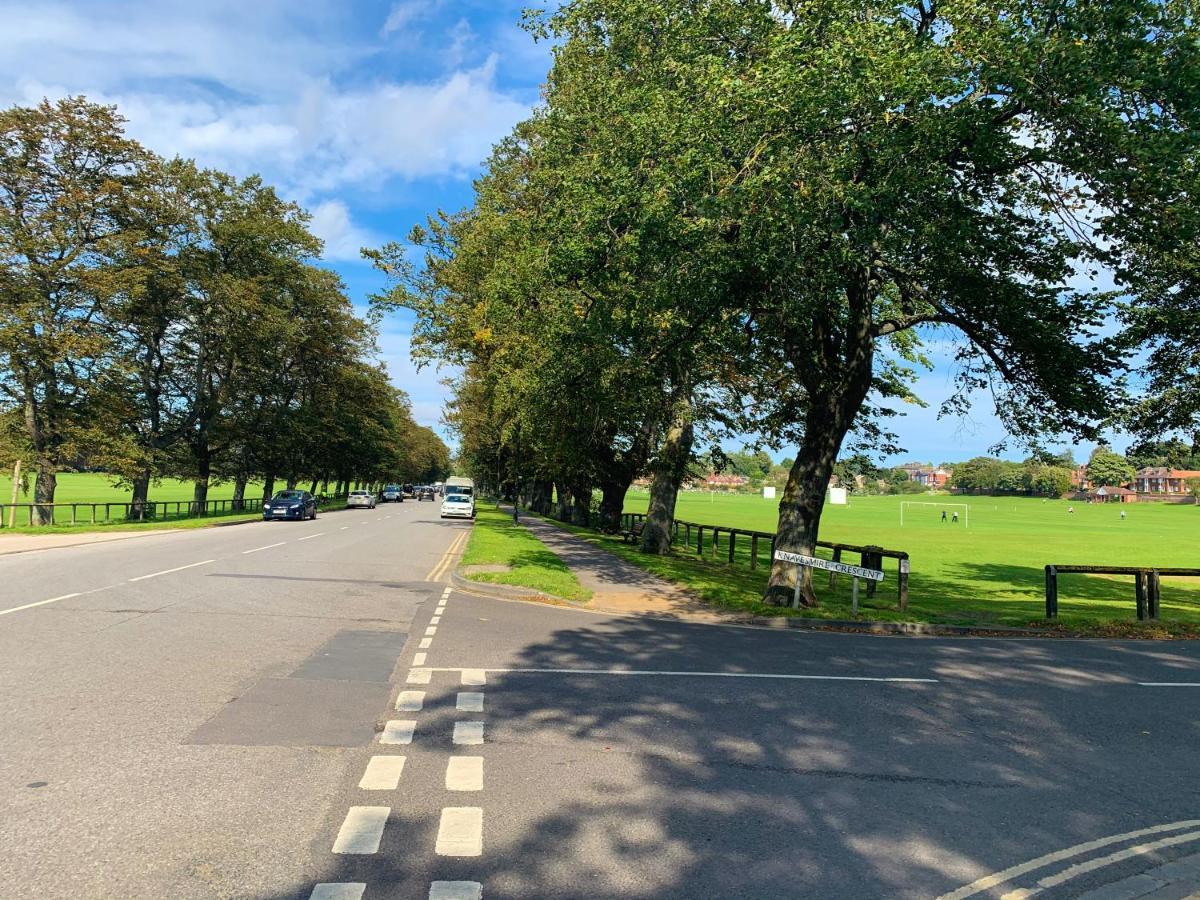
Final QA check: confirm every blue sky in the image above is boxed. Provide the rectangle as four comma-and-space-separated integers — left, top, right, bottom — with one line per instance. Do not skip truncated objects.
0, 0, 1118, 466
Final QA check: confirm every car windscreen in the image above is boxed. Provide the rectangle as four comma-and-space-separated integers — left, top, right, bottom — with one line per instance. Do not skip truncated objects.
274, 491, 304, 500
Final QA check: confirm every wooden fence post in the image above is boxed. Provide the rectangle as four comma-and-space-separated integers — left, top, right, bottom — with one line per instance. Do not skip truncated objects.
751, 534, 759, 570
697, 526, 704, 554
1135, 571, 1147, 621
1149, 570, 1161, 620
728, 531, 736, 564
1045, 565, 1058, 619
898, 555, 909, 610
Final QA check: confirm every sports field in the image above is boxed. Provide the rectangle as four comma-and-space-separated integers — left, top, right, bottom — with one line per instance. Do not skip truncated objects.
620, 490, 1200, 631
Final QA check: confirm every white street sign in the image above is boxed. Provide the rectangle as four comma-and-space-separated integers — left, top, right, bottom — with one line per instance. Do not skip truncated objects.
774, 550, 885, 582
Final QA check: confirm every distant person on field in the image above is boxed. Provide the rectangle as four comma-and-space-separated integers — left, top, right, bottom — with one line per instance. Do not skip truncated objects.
952, 511, 959, 523
1068, 506, 1075, 513
1121, 510, 1127, 520
941, 510, 948, 523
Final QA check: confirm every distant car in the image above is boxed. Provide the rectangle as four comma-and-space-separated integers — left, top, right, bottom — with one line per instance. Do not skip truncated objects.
347, 490, 376, 509
402, 483, 415, 498
381, 484, 404, 503
263, 490, 317, 520
440, 493, 475, 519
418, 486, 435, 501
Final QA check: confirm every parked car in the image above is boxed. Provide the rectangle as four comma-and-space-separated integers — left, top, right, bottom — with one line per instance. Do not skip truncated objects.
417, 486, 435, 501
263, 490, 317, 521
381, 484, 404, 503
402, 483, 415, 498
440, 493, 475, 519
347, 490, 377, 509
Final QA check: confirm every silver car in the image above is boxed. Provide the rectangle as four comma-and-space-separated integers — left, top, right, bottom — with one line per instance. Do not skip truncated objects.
347, 490, 376, 509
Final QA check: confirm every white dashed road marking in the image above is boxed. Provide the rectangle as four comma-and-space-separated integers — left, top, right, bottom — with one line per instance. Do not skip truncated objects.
429, 881, 483, 900
435, 807, 483, 856
359, 756, 406, 790
395, 691, 425, 711
453, 722, 484, 745
419, 638, 433, 649
456, 692, 485, 712
431, 616, 441, 625
413, 653, 427, 666
425, 626, 438, 637
242, 541, 286, 554
310, 884, 366, 900
297, 532, 325, 541
0, 592, 82, 617
461, 669, 487, 686
445, 757, 483, 791
380, 720, 416, 745
407, 668, 432, 684
340, 526, 349, 531
128, 559, 214, 582
332, 807, 390, 854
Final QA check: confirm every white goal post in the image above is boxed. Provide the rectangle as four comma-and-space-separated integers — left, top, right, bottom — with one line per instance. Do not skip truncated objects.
900, 501, 970, 528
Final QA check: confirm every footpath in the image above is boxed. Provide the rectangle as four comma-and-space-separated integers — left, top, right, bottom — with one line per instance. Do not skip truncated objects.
0, 529, 177, 556
497, 513, 740, 624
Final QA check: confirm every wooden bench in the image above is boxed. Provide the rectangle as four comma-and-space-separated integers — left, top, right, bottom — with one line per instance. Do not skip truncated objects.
621, 521, 646, 544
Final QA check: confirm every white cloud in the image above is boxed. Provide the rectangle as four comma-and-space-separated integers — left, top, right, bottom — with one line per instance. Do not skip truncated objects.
381, 0, 441, 37
309, 200, 380, 262
0, 3, 532, 199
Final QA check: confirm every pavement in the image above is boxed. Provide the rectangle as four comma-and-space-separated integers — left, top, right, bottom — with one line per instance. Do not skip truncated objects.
3, 501, 1200, 899
514, 513, 733, 621
0, 526, 180, 555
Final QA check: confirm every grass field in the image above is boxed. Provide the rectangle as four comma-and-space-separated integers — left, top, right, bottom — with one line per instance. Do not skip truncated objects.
613, 490, 1200, 634
0, 473, 269, 532
461, 507, 591, 601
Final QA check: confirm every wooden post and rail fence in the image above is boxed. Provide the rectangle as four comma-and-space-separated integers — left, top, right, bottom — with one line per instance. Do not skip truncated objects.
619, 511, 910, 610
1045, 565, 1200, 622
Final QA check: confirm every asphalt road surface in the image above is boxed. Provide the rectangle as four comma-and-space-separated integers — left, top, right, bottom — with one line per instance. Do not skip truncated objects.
2, 503, 1199, 899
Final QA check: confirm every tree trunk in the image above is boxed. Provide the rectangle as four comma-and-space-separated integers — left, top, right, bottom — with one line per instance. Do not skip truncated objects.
192, 440, 211, 512
530, 479, 553, 515
232, 476, 247, 511
597, 475, 630, 533
571, 480, 592, 525
764, 341, 874, 607
130, 469, 152, 521
32, 464, 56, 526
262, 474, 275, 503
641, 406, 693, 554
554, 482, 572, 521
309, 478, 318, 495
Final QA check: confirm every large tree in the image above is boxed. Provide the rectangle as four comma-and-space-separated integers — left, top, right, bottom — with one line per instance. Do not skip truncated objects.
0, 98, 148, 522
536, 0, 1200, 605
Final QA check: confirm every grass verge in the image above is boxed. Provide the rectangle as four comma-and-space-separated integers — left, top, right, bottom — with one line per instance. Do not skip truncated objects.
460, 506, 591, 602
548, 516, 1200, 639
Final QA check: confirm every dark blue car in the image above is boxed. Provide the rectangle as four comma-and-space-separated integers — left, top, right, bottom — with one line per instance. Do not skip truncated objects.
262, 490, 317, 521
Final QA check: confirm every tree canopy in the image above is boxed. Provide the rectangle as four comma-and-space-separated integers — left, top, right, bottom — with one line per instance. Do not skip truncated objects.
381, 0, 1200, 604
0, 97, 448, 521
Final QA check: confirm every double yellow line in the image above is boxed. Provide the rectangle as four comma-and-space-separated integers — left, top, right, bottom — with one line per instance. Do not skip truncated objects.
426, 529, 470, 582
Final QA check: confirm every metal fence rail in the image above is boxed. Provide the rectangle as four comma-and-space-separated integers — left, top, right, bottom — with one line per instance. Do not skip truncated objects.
1, 493, 346, 528
619, 512, 910, 608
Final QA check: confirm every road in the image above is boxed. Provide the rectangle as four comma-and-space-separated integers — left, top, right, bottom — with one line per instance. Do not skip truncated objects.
2, 503, 1199, 899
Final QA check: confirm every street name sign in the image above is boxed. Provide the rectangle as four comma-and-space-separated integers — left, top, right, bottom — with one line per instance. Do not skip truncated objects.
774, 550, 885, 582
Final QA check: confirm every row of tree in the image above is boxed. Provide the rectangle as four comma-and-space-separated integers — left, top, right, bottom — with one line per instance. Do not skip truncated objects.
374, 1, 1200, 606
0, 98, 450, 523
